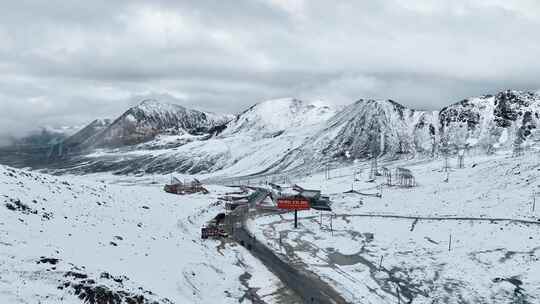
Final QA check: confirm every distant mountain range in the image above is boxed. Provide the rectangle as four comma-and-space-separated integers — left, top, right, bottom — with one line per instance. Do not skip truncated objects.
9, 125, 83, 147
1, 90, 539, 176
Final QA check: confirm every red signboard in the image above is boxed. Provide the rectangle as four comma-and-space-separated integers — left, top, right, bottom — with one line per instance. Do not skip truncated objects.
277, 198, 310, 210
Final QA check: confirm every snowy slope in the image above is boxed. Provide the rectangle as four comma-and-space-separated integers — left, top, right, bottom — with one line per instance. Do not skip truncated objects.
248, 149, 540, 304
61, 119, 112, 149
305, 99, 433, 158
0, 165, 283, 303
259, 99, 439, 174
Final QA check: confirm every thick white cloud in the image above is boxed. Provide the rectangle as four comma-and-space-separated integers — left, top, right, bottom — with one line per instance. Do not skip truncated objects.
0, 0, 539, 140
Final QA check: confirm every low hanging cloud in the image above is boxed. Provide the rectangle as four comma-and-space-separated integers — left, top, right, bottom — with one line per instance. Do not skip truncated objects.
0, 0, 539, 140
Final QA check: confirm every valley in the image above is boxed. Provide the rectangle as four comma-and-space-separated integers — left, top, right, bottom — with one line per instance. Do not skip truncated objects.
1, 90, 540, 303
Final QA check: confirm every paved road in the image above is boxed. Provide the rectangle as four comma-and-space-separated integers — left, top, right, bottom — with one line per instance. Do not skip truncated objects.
233, 227, 349, 304
224, 190, 350, 304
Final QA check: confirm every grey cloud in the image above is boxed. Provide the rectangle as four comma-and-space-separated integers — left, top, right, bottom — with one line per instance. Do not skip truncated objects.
0, 0, 539, 141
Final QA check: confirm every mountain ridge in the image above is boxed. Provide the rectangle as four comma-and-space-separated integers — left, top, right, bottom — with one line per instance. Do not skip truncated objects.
76, 99, 233, 149
0, 90, 539, 176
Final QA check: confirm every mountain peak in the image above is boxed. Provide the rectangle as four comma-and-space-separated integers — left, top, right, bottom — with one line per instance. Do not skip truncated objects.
223, 97, 336, 137
138, 99, 159, 106
354, 98, 406, 108
132, 99, 188, 114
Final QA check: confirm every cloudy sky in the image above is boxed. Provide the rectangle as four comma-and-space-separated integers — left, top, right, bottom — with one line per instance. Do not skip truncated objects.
1, 0, 539, 141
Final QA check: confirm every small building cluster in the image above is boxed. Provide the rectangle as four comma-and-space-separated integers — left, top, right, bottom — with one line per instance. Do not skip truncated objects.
292, 184, 332, 211
200, 183, 333, 239
164, 177, 209, 195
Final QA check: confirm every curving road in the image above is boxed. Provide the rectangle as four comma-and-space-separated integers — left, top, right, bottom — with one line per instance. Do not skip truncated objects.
226, 190, 350, 304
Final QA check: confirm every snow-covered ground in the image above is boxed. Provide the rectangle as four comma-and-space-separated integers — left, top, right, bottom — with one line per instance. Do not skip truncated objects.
0, 165, 285, 303
3, 144, 540, 303
248, 150, 540, 303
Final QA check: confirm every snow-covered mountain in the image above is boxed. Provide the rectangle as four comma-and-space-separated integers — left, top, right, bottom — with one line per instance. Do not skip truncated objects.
62, 119, 112, 148
9, 125, 83, 147
439, 90, 540, 151
257, 99, 438, 173
222, 98, 335, 138
1, 90, 539, 177
40, 98, 336, 175
307, 99, 435, 159
243, 91, 539, 174
79, 100, 232, 148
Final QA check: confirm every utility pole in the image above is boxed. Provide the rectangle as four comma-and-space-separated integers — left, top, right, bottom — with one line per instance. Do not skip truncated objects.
294, 210, 298, 229
325, 164, 330, 180
369, 157, 378, 180
443, 154, 450, 172
532, 190, 536, 212
458, 154, 464, 169
354, 167, 362, 181
448, 234, 452, 251
330, 213, 333, 236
